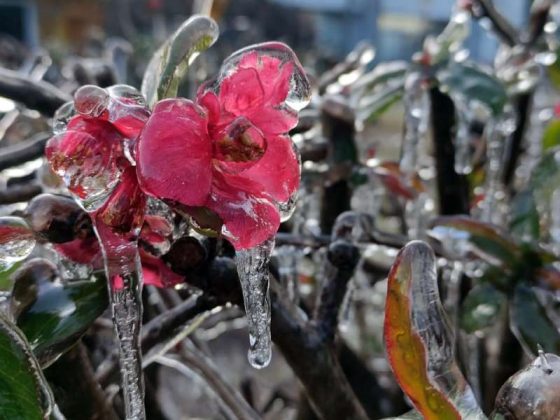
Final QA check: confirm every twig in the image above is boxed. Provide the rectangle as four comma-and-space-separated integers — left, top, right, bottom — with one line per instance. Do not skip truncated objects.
429, 87, 471, 215
179, 344, 260, 420
471, 0, 519, 46
0, 67, 71, 116
0, 182, 42, 205
314, 240, 360, 342
45, 343, 119, 420
0, 133, 49, 171
95, 295, 216, 385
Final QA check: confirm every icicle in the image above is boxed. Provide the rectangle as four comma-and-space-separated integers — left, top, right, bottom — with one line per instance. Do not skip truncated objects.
274, 245, 300, 304
236, 238, 275, 368
400, 73, 429, 176
0, 216, 36, 271
451, 95, 478, 175
404, 192, 432, 239
516, 81, 553, 189
478, 107, 516, 224
94, 222, 145, 419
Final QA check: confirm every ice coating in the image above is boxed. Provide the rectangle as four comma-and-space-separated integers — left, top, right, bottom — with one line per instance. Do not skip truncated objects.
236, 238, 274, 368
477, 107, 516, 224
0, 216, 36, 271
400, 72, 429, 176
452, 95, 475, 175
94, 221, 145, 419
384, 241, 485, 419
215, 42, 311, 112
74, 85, 110, 118
52, 101, 76, 135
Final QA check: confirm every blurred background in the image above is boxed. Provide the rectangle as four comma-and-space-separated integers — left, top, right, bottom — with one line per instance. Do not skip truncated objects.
0, 0, 533, 75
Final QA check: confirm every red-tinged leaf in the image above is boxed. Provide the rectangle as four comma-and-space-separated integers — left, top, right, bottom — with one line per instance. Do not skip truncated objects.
371, 161, 425, 200
384, 241, 461, 420
429, 216, 520, 267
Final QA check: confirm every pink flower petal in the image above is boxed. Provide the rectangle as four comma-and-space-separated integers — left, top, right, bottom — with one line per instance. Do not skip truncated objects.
140, 250, 183, 288
235, 135, 300, 203
95, 166, 146, 233
136, 98, 213, 206
46, 117, 125, 201
219, 67, 265, 115
54, 237, 102, 267
206, 172, 280, 250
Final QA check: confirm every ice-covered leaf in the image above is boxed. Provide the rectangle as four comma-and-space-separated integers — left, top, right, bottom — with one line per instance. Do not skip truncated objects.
510, 189, 540, 242
460, 284, 506, 333
438, 61, 507, 116
510, 284, 560, 356
542, 120, 560, 151
141, 15, 219, 106
371, 161, 425, 200
429, 216, 520, 267
0, 312, 55, 419
384, 241, 484, 419
530, 147, 560, 227
10, 259, 108, 366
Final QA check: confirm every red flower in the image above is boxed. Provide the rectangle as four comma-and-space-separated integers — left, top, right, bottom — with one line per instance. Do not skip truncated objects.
136, 43, 309, 249
46, 85, 150, 230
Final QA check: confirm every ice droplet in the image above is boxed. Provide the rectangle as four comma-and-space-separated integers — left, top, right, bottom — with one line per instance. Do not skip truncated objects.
0, 217, 36, 271
236, 238, 274, 369
74, 85, 110, 118
52, 101, 75, 135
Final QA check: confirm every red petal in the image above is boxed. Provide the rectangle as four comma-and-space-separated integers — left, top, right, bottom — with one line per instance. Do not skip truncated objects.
238, 52, 292, 105
246, 104, 298, 135
219, 67, 265, 115
140, 250, 183, 288
136, 98, 213, 206
95, 166, 146, 233
46, 117, 125, 200
234, 135, 300, 203
54, 237, 102, 266
207, 172, 280, 249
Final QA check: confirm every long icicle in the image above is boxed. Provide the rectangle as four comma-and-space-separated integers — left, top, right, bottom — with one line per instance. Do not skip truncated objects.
236, 237, 275, 369
94, 222, 145, 419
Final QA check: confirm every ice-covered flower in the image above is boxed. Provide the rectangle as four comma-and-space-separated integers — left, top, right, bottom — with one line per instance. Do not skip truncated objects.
136, 43, 309, 249
46, 85, 150, 232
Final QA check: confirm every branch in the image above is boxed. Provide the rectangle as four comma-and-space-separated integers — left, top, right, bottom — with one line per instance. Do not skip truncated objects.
313, 240, 360, 342
429, 87, 471, 215
471, 0, 519, 46
0, 182, 42, 205
0, 67, 71, 116
0, 133, 49, 171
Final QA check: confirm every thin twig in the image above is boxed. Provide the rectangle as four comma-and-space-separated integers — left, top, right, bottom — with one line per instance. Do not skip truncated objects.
471, 0, 519, 46
0, 133, 49, 171
0, 67, 71, 116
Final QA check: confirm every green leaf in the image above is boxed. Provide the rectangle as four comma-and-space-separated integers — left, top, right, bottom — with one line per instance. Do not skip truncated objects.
547, 47, 560, 90
141, 15, 219, 107
542, 120, 560, 151
437, 61, 508, 116
460, 284, 506, 333
529, 148, 560, 233
358, 81, 404, 123
510, 284, 560, 356
430, 216, 520, 268
509, 189, 540, 242
0, 313, 51, 419
12, 260, 108, 366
